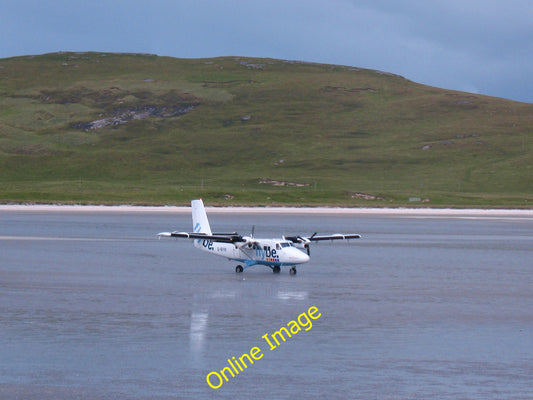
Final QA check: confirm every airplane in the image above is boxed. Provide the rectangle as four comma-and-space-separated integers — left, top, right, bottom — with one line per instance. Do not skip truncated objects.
157, 199, 361, 275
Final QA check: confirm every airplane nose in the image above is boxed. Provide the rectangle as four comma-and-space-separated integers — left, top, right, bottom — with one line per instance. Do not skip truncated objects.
290, 248, 310, 263
299, 251, 310, 263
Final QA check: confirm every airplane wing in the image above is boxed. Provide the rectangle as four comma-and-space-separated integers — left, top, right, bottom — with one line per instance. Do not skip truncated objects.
284, 232, 361, 243
307, 233, 361, 241
157, 231, 245, 243
283, 232, 360, 255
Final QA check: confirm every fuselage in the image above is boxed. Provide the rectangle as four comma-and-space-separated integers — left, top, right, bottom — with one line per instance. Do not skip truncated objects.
194, 237, 310, 266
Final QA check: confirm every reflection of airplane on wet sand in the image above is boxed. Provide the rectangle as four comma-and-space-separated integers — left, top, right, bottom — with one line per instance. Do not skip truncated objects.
158, 199, 361, 275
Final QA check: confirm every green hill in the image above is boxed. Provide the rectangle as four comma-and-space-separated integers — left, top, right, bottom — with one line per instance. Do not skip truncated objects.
0, 52, 531, 207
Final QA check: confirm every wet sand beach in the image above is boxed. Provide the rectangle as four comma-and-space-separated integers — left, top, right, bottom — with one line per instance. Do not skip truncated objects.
1, 207, 532, 399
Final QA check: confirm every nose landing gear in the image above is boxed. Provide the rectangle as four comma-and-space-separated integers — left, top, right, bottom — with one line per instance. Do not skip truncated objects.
289, 267, 297, 275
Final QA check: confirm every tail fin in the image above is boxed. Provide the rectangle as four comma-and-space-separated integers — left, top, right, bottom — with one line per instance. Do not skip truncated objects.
191, 199, 212, 235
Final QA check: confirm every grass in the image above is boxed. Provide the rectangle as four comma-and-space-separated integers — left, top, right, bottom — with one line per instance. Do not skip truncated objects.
0, 52, 532, 207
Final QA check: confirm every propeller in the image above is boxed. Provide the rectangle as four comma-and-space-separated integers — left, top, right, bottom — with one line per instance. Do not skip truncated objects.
235, 234, 261, 250
305, 233, 316, 255
283, 233, 314, 255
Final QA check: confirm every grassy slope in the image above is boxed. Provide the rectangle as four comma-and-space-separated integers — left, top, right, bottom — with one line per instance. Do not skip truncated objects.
0, 52, 531, 207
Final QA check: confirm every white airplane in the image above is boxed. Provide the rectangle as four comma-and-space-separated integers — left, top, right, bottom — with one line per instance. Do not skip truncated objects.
158, 199, 361, 275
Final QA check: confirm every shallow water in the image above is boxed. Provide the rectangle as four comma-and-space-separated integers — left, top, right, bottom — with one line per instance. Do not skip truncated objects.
1, 210, 532, 399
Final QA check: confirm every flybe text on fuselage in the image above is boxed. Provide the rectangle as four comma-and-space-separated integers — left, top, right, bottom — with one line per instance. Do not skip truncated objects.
255, 247, 279, 263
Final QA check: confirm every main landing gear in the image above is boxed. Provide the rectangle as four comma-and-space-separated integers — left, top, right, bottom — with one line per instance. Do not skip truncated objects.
273, 265, 297, 275
235, 264, 297, 275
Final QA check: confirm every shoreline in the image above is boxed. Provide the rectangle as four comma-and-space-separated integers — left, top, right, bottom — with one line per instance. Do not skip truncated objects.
1, 204, 532, 217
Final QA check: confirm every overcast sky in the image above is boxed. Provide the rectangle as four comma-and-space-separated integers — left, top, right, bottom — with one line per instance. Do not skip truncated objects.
1, 0, 532, 102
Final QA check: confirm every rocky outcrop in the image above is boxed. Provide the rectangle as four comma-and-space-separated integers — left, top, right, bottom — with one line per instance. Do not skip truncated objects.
259, 178, 309, 187
73, 105, 195, 131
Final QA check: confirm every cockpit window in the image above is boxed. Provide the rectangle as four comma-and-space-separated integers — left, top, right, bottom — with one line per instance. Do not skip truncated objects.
280, 242, 292, 248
